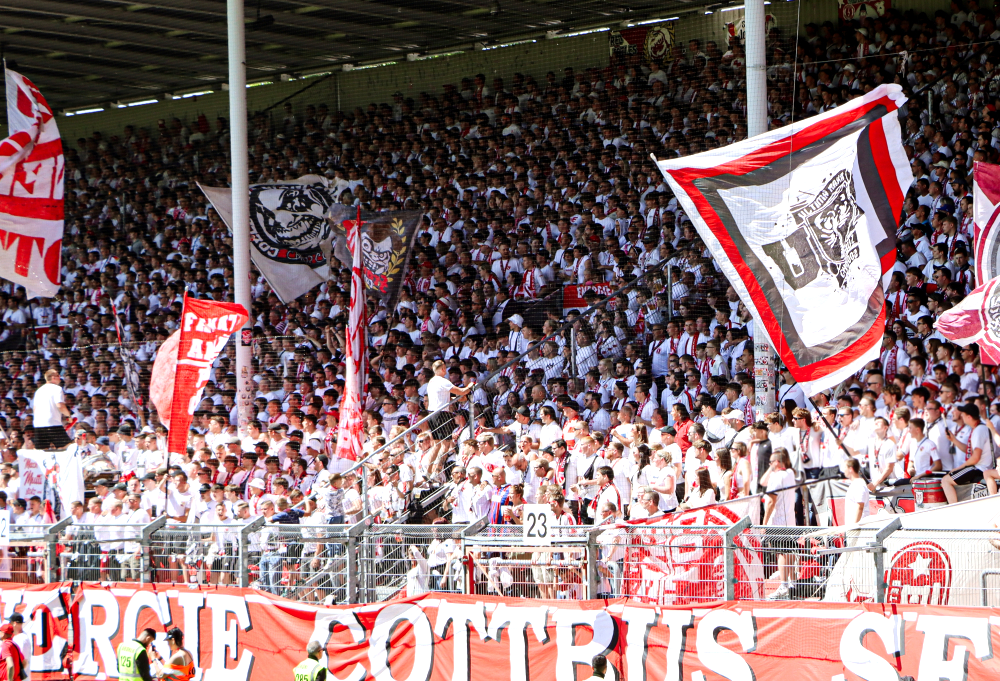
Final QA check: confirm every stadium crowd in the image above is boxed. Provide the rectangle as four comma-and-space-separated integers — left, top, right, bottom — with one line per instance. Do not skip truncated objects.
0, 1, 996, 564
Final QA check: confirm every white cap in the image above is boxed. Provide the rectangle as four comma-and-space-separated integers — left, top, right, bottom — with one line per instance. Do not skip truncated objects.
249, 479, 266, 490
508, 314, 524, 328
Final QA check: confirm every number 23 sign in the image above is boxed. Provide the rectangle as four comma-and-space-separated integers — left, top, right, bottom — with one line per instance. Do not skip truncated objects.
522, 505, 556, 546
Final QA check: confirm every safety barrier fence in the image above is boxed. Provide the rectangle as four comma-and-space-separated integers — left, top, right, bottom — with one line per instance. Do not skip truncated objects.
12, 516, 997, 606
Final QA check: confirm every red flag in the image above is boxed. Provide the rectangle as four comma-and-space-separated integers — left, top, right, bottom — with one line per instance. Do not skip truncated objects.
149, 296, 248, 455
335, 207, 366, 461
0, 68, 63, 299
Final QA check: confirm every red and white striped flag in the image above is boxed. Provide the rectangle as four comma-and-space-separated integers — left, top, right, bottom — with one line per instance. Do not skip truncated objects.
335, 208, 366, 462
0, 68, 63, 298
654, 84, 910, 395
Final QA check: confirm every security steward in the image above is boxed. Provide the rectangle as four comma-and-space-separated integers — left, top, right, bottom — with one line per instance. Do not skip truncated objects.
293, 641, 327, 681
117, 628, 157, 681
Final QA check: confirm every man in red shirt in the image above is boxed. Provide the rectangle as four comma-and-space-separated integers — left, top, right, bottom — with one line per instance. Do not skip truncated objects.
671, 403, 694, 454
0, 623, 22, 681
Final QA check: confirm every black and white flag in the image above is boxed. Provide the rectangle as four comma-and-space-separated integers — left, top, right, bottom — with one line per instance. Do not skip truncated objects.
654, 85, 911, 395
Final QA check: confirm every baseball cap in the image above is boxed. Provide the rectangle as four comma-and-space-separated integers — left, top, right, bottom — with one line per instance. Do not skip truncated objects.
7, 614, 22, 624
141, 473, 157, 481
508, 314, 524, 328
515, 406, 530, 418
956, 403, 980, 419
113, 483, 127, 491
249, 479, 266, 490
94, 479, 111, 488
199, 484, 212, 494
96, 436, 111, 446
0, 624, 12, 635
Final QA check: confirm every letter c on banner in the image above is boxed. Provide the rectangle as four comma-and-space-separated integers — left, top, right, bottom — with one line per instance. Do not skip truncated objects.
693, 610, 757, 681
122, 591, 170, 645
369, 604, 434, 681
316, 610, 367, 681
839, 612, 903, 681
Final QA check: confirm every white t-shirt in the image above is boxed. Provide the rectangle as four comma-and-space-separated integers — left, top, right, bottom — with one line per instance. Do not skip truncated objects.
845, 478, 871, 520
12, 630, 31, 666
33, 382, 65, 428
909, 437, 939, 476
765, 468, 796, 526
426, 375, 455, 411
970, 423, 994, 471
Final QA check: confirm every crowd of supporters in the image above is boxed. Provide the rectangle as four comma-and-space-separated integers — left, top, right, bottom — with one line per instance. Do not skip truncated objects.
0, 2, 994, 562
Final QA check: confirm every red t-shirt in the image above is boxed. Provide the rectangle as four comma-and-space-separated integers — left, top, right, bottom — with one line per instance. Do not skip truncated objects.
1, 640, 22, 679
675, 419, 693, 453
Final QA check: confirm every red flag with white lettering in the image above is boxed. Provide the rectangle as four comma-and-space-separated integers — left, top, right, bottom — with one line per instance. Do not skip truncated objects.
150, 296, 248, 454
0, 69, 63, 299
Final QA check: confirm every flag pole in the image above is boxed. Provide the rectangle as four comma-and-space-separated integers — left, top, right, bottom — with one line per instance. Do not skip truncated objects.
745, 0, 775, 419
227, 0, 255, 438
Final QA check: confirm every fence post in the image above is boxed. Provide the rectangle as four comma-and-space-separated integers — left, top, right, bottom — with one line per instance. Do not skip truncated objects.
239, 517, 266, 588
460, 515, 489, 596
724, 517, 752, 601
569, 328, 578, 384
586, 529, 600, 600
346, 517, 370, 604
44, 518, 72, 584
873, 517, 901, 604
139, 516, 167, 585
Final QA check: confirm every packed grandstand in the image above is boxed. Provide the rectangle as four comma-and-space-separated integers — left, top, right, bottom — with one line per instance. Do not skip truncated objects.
0, 0, 996, 611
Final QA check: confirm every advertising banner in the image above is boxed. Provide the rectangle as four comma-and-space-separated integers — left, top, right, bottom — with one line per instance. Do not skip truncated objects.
4, 583, 1000, 680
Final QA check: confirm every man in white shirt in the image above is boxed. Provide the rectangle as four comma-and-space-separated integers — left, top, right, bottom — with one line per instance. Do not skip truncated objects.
843, 458, 871, 524
32, 369, 72, 449
866, 417, 898, 488
762, 451, 797, 599
8, 612, 30, 671
942, 403, 994, 504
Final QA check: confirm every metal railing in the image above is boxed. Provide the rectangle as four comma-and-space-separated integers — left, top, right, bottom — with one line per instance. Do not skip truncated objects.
20, 516, 1000, 607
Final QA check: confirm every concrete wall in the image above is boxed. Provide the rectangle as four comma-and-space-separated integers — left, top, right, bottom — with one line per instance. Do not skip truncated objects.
47, 0, 946, 144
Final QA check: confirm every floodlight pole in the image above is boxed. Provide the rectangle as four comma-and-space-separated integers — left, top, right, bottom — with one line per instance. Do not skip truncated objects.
745, 0, 775, 419
228, 0, 255, 436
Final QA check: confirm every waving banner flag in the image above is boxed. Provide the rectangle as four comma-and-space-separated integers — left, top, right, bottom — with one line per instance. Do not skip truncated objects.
149, 296, 248, 454
200, 176, 345, 304
974, 161, 1000, 285
331, 207, 422, 314
935, 276, 1000, 364
335, 210, 366, 462
0, 68, 63, 299
202, 179, 421, 308
110, 301, 143, 412
654, 84, 910, 395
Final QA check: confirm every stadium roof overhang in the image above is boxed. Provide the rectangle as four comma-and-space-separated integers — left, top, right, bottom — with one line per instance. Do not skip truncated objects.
1, 0, 726, 112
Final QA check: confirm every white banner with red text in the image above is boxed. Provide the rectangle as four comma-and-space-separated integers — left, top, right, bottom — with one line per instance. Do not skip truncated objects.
6, 583, 1000, 680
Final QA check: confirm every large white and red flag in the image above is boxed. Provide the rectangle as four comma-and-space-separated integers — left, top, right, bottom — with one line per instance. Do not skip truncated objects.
654, 84, 910, 395
935, 276, 1000, 364
335, 209, 366, 462
149, 296, 248, 454
974, 161, 1000, 285
0, 68, 63, 298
